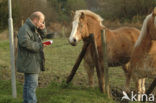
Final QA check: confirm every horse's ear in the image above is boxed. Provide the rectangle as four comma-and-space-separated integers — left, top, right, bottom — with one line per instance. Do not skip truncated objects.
71, 10, 75, 17
153, 7, 156, 16
80, 12, 85, 19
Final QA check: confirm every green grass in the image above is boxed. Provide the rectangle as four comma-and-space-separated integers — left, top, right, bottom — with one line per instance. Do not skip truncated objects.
0, 80, 115, 103
0, 37, 147, 103
0, 80, 22, 103
37, 81, 115, 103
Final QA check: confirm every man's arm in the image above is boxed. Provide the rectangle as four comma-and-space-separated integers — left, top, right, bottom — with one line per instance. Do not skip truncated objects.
18, 28, 43, 52
37, 28, 47, 39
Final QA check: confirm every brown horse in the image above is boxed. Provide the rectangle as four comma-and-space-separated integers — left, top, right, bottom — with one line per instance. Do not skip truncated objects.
129, 7, 156, 101
69, 10, 140, 90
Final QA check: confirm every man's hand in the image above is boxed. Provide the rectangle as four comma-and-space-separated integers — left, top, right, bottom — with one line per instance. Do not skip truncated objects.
39, 23, 45, 30
43, 44, 48, 47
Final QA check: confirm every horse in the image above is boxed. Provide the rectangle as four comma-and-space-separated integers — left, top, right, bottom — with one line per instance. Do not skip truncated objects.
68, 10, 140, 91
129, 7, 156, 101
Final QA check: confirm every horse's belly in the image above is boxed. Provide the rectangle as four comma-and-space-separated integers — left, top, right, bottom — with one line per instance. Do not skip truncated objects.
107, 41, 133, 66
107, 49, 130, 66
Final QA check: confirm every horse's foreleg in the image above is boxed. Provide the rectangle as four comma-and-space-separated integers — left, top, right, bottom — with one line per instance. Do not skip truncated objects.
137, 78, 146, 101
131, 75, 141, 101
141, 78, 146, 94
134, 78, 146, 101
138, 79, 142, 101
84, 61, 94, 87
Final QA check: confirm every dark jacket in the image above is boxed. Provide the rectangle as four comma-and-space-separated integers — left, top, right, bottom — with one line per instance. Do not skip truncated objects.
16, 18, 46, 73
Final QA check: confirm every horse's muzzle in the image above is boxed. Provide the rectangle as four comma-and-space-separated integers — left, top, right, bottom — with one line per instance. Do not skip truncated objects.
68, 39, 77, 46
68, 38, 77, 46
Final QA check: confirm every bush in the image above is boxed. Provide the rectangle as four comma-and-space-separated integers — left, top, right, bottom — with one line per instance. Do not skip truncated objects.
0, 0, 8, 31
98, 0, 156, 22
47, 0, 87, 23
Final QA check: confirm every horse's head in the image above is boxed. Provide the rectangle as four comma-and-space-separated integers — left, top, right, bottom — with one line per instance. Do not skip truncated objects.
69, 11, 89, 46
148, 7, 156, 40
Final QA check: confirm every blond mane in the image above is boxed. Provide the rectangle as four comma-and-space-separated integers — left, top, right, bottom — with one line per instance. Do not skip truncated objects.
74, 10, 104, 27
135, 14, 152, 47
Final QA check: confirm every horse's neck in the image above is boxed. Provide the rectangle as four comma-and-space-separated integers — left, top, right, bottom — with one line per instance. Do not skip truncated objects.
134, 34, 152, 55
87, 17, 101, 34
87, 19, 102, 42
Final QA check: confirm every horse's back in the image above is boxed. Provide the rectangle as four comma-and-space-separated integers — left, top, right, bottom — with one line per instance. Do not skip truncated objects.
109, 27, 140, 47
111, 27, 140, 38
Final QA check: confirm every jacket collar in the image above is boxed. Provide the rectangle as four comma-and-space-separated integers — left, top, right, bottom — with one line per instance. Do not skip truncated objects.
25, 18, 37, 32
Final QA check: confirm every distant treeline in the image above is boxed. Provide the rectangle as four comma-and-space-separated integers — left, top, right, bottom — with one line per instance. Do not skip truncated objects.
0, 0, 155, 31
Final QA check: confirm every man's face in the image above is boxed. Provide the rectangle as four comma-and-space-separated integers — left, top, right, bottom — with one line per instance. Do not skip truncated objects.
35, 16, 45, 29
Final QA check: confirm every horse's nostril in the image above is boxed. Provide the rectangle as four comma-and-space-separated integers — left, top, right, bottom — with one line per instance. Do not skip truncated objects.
73, 38, 76, 42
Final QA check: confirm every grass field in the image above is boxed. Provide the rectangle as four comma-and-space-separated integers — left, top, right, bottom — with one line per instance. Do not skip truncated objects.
0, 37, 151, 103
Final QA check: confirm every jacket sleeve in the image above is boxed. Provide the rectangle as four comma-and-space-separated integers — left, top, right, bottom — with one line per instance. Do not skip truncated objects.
18, 28, 43, 52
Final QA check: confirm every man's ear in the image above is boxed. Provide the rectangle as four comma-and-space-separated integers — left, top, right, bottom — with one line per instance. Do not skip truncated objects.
153, 7, 156, 16
80, 12, 85, 19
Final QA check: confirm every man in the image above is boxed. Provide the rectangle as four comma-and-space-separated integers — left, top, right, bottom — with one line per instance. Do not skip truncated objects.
16, 11, 47, 103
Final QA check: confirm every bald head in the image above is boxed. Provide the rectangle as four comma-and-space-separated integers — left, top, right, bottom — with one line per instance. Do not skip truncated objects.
30, 11, 45, 20
29, 11, 45, 29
